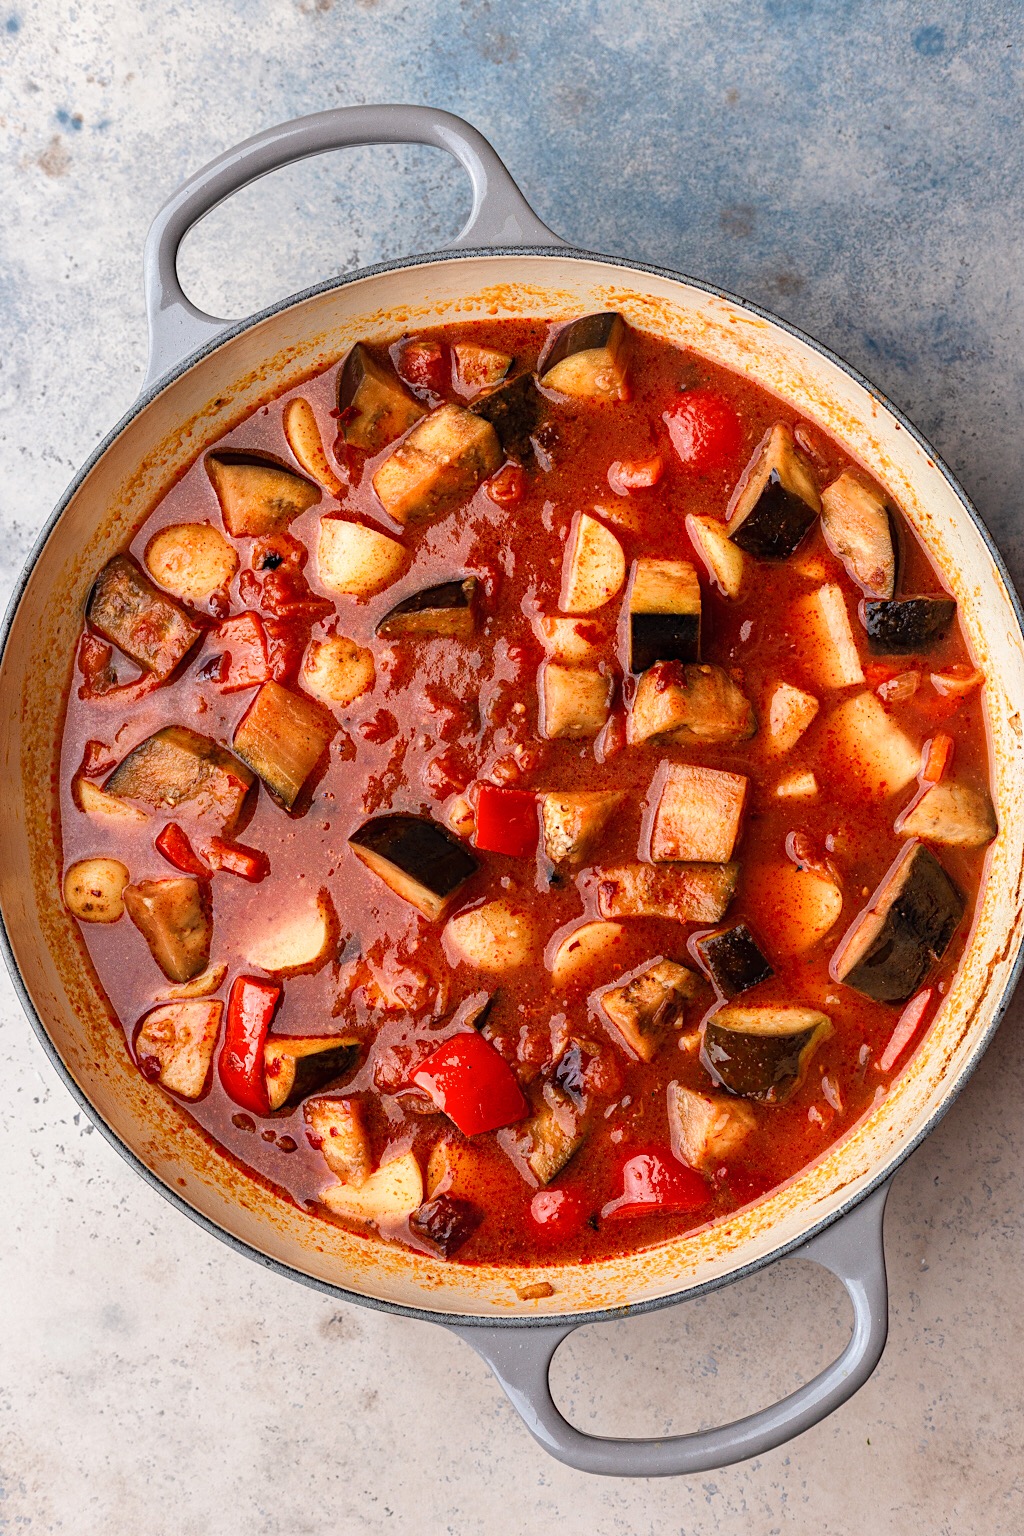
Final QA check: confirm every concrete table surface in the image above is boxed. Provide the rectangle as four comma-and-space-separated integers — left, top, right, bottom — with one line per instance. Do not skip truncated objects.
1, 2, 1021, 1530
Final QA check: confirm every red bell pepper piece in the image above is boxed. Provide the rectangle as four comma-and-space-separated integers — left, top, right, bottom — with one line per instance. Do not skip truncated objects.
921, 732, 954, 784
529, 1187, 587, 1244
218, 976, 281, 1116
155, 822, 210, 877
473, 784, 539, 858
664, 389, 743, 474
602, 1147, 709, 1222
413, 1032, 527, 1136
607, 454, 664, 494
213, 612, 272, 692
206, 836, 270, 883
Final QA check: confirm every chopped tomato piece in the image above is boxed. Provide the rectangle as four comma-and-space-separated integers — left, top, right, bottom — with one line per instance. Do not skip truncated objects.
473, 784, 539, 858
206, 837, 270, 882
607, 455, 664, 494
218, 976, 280, 1116
878, 988, 934, 1073
486, 462, 526, 507
529, 1187, 587, 1244
664, 389, 743, 473
155, 822, 210, 877
413, 1032, 528, 1136
263, 618, 306, 684
921, 732, 953, 784
213, 612, 271, 692
602, 1147, 709, 1221
395, 339, 448, 399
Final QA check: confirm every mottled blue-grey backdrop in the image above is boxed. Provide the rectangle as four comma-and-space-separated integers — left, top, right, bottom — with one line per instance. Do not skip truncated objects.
1, 4, 1022, 1533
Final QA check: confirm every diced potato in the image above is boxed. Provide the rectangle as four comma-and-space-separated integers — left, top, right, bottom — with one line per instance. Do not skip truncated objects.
371, 404, 502, 524
444, 899, 536, 971
206, 454, 320, 537
686, 514, 746, 598
300, 635, 375, 708
233, 681, 336, 808
629, 662, 755, 746
541, 790, 624, 867
775, 769, 820, 799
73, 777, 149, 824
155, 962, 228, 1001
63, 857, 130, 924
600, 960, 698, 1062
596, 863, 739, 923
789, 584, 865, 690
540, 662, 612, 738
767, 681, 820, 754
134, 1000, 222, 1099
667, 1082, 756, 1170
283, 397, 343, 496
317, 518, 408, 598
560, 513, 625, 613
533, 615, 603, 665
752, 861, 843, 958
650, 763, 748, 863
144, 523, 239, 604
550, 920, 627, 988
245, 890, 338, 976
824, 691, 920, 798
321, 1149, 423, 1224
305, 1097, 372, 1184
896, 780, 998, 848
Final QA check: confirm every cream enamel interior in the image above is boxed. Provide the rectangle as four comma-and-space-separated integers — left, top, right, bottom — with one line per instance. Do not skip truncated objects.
3, 253, 1022, 1319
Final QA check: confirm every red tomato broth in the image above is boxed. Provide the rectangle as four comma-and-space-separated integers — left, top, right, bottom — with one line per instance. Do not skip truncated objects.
57, 317, 992, 1267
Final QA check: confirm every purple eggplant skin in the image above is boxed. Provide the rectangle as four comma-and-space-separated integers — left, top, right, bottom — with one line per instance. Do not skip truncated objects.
694, 923, 774, 997
833, 842, 965, 1004
629, 612, 701, 673
701, 1015, 823, 1101
375, 578, 478, 638
540, 313, 621, 375
349, 814, 479, 899
862, 596, 957, 654
730, 473, 817, 559
409, 1194, 484, 1257
470, 372, 540, 460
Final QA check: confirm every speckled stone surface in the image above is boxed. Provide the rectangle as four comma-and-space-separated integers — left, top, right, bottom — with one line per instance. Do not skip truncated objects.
1, 2, 1022, 1530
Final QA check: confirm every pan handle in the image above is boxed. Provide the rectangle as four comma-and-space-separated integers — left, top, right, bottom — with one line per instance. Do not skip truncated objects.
448, 1179, 891, 1478
142, 104, 562, 390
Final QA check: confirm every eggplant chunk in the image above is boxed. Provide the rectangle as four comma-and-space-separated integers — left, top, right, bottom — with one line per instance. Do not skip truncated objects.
233, 681, 335, 808
105, 726, 254, 834
630, 661, 755, 746
831, 840, 965, 1003
820, 472, 896, 598
123, 876, 212, 983
513, 1085, 586, 1185
727, 424, 821, 558
596, 862, 739, 923
701, 1005, 832, 1102
305, 1096, 372, 1184
206, 452, 320, 537
693, 923, 774, 997
337, 343, 425, 453
540, 662, 612, 739
599, 959, 699, 1062
350, 813, 478, 922
246, 891, 338, 976
628, 558, 702, 672
376, 577, 478, 639
371, 404, 502, 524
650, 763, 747, 863
453, 341, 513, 395
541, 790, 624, 868
561, 513, 625, 614
823, 691, 920, 798
321, 1150, 423, 1224
667, 1083, 756, 1171
863, 597, 957, 654
87, 555, 202, 678
409, 1193, 484, 1258
540, 312, 630, 401
896, 779, 998, 848
264, 1035, 360, 1112
135, 1000, 222, 1099
470, 372, 540, 458
686, 514, 746, 599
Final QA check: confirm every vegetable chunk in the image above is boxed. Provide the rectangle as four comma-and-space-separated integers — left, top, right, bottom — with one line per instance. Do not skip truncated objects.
300, 635, 375, 707
513, 1087, 586, 1185
863, 597, 957, 654
686, 514, 746, 599
233, 681, 336, 808
701, 1005, 832, 1101
561, 513, 625, 614
693, 923, 773, 997
727, 424, 821, 558
144, 523, 239, 604
305, 1096, 372, 1182
789, 584, 865, 689
896, 779, 998, 848
540, 663, 612, 738
338, 343, 425, 453
650, 763, 748, 863
350, 813, 478, 921
63, 857, 130, 923
262, 1033, 358, 1110
444, 899, 536, 971
376, 578, 478, 639
135, 1000, 222, 1099
321, 1150, 423, 1225
282, 397, 343, 495
541, 790, 624, 868
667, 1083, 755, 1170
766, 681, 819, 754
600, 959, 698, 1061
823, 691, 920, 797
123, 876, 212, 983
105, 726, 254, 834
628, 558, 702, 672
540, 312, 629, 401
245, 891, 338, 976
372, 404, 502, 524
630, 661, 755, 746
819, 472, 896, 598
87, 555, 201, 678
317, 518, 408, 598
596, 863, 739, 923
550, 920, 626, 988
206, 452, 320, 537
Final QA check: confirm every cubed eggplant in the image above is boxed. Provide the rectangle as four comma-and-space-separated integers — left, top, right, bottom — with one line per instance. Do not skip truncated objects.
409, 1193, 484, 1257
830, 840, 965, 1004
727, 424, 821, 559
596, 862, 739, 923
862, 597, 957, 654
134, 999, 223, 1099
375, 577, 478, 639
650, 763, 748, 863
232, 681, 336, 809
453, 342, 513, 395
540, 662, 612, 738
701, 1005, 832, 1102
819, 472, 897, 598
541, 790, 624, 868
371, 404, 502, 524
599, 959, 698, 1062
105, 726, 254, 834
470, 372, 540, 459
539, 313, 630, 401
337, 342, 425, 452
206, 452, 320, 537
305, 1096, 372, 1184
667, 1083, 756, 1171
349, 813, 479, 921
87, 554, 202, 678
264, 1034, 360, 1112
896, 779, 998, 848
552, 1041, 589, 1106
693, 923, 774, 997
628, 558, 702, 671
123, 876, 212, 983
629, 661, 755, 746
511, 1085, 586, 1185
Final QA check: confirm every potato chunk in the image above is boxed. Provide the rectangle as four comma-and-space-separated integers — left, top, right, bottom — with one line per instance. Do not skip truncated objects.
144, 523, 239, 604
305, 1097, 372, 1184
371, 404, 501, 524
560, 513, 625, 613
650, 763, 747, 863
444, 899, 536, 971
596, 863, 738, 923
751, 860, 843, 958
317, 518, 408, 598
135, 1000, 222, 1099
300, 635, 375, 708
321, 1149, 423, 1224
550, 920, 627, 988
533, 615, 603, 664
245, 890, 337, 976
823, 691, 920, 798
767, 681, 820, 754
73, 778, 149, 824
686, 514, 746, 599
63, 857, 130, 924
789, 584, 864, 690
283, 397, 343, 496
540, 662, 612, 738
